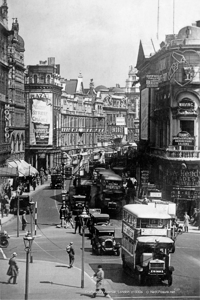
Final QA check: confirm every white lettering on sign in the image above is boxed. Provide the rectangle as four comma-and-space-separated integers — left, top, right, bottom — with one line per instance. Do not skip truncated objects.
4, 104, 10, 141
123, 223, 135, 239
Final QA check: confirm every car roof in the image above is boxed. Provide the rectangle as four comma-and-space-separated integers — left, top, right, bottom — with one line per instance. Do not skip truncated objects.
94, 225, 115, 232
92, 213, 110, 218
73, 195, 86, 199
137, 236, 174, 244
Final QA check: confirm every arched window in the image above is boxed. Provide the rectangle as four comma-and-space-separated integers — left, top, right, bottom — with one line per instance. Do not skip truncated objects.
15, 135, 19, 152
46, 75, 51, 84
11, 135, 15, 153
21, 135, 24, 151
34, 74, 37, 83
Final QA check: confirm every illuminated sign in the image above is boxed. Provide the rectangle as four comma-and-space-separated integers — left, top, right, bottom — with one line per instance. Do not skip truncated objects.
29, 93, 53, 145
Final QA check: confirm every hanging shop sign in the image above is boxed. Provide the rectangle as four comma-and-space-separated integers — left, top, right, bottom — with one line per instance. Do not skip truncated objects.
173, 131, 195, 146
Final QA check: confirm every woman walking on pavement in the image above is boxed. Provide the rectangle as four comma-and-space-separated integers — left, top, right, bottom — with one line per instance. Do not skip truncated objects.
22, 211, 28, 231
7, 252, 19, 284
66, 242, 75, 268
183, 211, 190, 232
92, 265, 108, 298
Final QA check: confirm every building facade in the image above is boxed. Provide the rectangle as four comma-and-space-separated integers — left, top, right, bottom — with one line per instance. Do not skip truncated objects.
136, 21, 200, 218
0, 1, 26, 166
0, 0, 10, 166
25, 58, 62, 171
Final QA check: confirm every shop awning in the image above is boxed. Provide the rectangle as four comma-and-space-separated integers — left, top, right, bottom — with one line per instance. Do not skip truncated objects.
0, 166, 18, 177
6, 160, 38, 177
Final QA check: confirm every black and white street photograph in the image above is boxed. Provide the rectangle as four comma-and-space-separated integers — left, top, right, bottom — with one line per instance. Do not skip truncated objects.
0, 0, 200, 299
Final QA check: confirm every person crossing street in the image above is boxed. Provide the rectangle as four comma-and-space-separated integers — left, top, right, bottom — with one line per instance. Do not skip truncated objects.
92, 265, 108, 298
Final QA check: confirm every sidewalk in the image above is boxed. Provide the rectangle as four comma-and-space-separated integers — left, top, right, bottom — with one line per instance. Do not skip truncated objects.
0, 181, 50, 229
0, 258, 98, 300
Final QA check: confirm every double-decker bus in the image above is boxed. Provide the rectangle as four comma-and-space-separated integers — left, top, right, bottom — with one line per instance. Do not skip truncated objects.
121, 204, 176, 286
95, 169, 124, 213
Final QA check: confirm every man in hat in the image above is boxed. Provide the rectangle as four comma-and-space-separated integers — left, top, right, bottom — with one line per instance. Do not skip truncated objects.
92, 265, 108, 298
66, 242, 75, 268
7, 252, 19, 284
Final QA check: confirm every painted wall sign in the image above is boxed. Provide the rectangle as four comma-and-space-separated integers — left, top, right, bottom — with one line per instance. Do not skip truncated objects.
29, 93, 53, 145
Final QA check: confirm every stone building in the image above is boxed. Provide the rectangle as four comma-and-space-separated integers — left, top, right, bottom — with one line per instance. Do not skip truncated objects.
25, 58, 62, 171
0, 0, 10, 166
136, 20, 200, 218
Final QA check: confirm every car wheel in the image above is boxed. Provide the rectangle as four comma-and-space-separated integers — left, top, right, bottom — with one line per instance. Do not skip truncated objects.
168, 274, 173, 286
0, 238, 9, 248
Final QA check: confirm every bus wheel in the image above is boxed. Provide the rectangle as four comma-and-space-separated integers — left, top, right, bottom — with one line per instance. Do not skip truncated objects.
168, 274, 173, 286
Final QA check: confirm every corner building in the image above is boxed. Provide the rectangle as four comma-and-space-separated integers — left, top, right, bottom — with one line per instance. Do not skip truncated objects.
136, 21, 200, 218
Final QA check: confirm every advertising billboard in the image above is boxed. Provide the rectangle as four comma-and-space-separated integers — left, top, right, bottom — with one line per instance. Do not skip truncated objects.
141, 88, 149, 140
29, 93, 53, 145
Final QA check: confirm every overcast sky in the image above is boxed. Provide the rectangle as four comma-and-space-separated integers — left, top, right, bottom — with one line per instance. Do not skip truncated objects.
7, 0, 200, 88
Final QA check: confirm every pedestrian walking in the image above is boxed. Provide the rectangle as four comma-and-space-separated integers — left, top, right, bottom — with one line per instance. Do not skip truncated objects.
7, 252, 19, 284
66, 242, 75, 268
22, 211, 28, 231
183, 211, 190, 232
32, 176, 37, 191
74, 213, 82, 234
67, 210, 74, 228
5, 202, 10, 217
92, 265, 108, 298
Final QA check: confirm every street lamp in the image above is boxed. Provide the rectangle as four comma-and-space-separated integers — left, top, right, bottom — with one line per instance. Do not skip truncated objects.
29, 201, 35, 263
80, 207, 90, 288
23, 231, 34, 300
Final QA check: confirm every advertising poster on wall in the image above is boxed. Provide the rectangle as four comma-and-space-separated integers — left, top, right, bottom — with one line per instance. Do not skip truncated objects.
29, 93, 53, 145
141, 88, 149, 140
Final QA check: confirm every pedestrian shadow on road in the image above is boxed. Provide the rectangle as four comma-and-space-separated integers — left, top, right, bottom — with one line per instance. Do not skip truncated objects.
79, 293, 93, 298
40, 281, 81, 288
0, 281, 9, 284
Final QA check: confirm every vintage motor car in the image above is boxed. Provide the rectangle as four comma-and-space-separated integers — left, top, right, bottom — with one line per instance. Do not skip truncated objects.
88, 212, 110, 235
91, 225, 121, 256
0, 231, 10, 248
10, 195, 31, 215
50, 174, 62, 189
72, 195, 88, 215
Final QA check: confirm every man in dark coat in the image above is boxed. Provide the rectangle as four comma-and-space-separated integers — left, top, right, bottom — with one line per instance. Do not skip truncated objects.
7, 252, 19, 284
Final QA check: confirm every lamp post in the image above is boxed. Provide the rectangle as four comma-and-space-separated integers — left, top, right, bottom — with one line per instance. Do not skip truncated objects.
23, 232, 34, 300
80, 208, 90, 288
29, 201, 35, 263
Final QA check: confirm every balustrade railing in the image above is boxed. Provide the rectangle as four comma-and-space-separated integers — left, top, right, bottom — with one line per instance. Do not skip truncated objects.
150, 148, 200, 159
